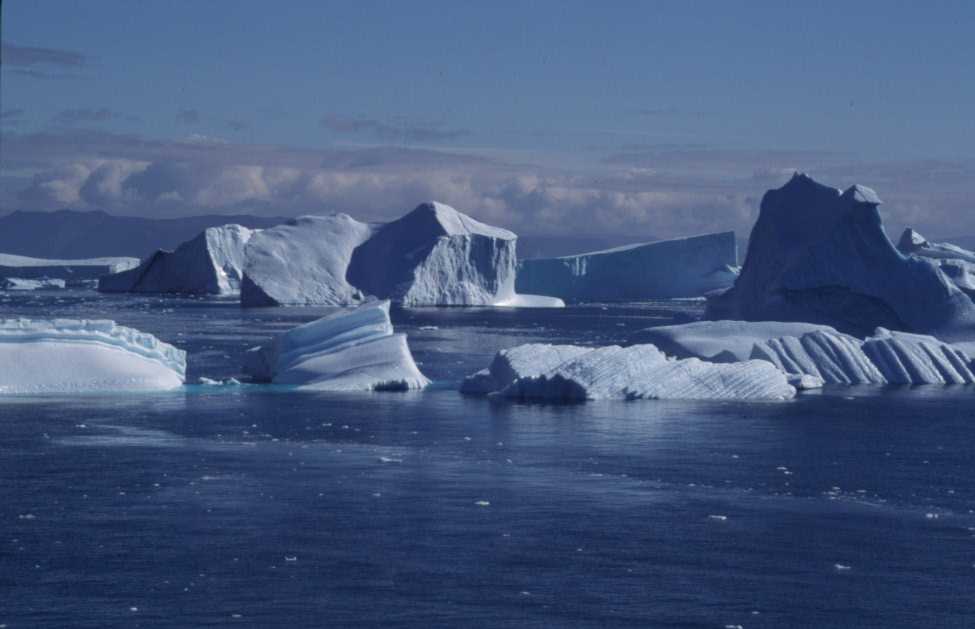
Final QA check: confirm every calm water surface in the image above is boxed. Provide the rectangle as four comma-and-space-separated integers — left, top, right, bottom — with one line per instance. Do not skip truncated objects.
1, 291, 973, 628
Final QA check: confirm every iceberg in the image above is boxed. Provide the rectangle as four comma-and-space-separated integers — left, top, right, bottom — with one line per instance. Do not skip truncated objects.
241, 215, 373, 307
242, 300, 429, 391
348, 202, 525, 306
897, 228, 975, 298
861, 328, 975, 385
515, 232, 739, 302
631, 320, 839, 362
1, 277, 67, 291
0, 253, 138, 286
750, 329, 887, 385
706, 173, 975, 336
0, 318, 185, 393
463, 343, 795, 402
99, 224, 255, 295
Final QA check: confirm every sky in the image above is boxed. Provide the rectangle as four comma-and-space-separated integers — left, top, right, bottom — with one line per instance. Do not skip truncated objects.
2, 0, 974, 240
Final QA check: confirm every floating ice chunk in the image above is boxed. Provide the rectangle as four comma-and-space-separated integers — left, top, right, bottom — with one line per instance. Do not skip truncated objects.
100, 225, 255, 295
1, 277, 66, 291
834, 563, 852, 571
708, 514, 728, 521
706, 173, 975, 336
0, 318, 185, 393
465, 343, 795, 402
0, 253, 138, 286
516, 232, 739, 302
241, 214, 373, 307
242, 300, 429, 391
492, 293, 566, 308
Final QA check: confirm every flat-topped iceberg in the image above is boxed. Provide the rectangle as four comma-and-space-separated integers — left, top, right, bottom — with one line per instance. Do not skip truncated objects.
241, 214, 373, 307
0, 318, 185, 393
462, 342, 795, 402
897, 228, 975, 299
706, 173, 975, 336
242, 300, 429, 391
348, 202, 524, 306
516, 232, 739, 302
99, 224, 255, 295
0, 253, 138, 286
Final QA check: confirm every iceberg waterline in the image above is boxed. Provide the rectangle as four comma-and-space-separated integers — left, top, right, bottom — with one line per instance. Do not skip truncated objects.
0, 318, 186, 393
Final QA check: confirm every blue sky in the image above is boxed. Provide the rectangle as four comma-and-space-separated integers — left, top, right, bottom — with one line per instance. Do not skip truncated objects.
3, 1, 974, 239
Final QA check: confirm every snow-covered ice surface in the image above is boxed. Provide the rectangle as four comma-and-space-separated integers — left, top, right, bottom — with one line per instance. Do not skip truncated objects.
1, 277, 67, 291
516, 232, 739, 302
241, 214, 373, 306
632, 320, 838, 362
465, 342, 795, 402
897, 228, 975, 298
243, 300, 429, 391
0, 318, 185, 393
348, 202, 522, 306
100, 224, 255, 295
0, 253, 138, 284
706, 173, 975, 336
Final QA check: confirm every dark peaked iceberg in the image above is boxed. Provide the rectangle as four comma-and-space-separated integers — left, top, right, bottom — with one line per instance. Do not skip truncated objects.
706, 173, 975, 337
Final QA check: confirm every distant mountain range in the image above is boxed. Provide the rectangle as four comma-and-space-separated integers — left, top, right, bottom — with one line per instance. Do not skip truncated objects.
0, 210, 289, 259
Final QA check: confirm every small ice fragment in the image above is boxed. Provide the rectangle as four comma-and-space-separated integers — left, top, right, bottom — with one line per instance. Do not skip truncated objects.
475, 500, 491, 507
130, 607, 139, 612
834, 563, 852, 571
378, 456, 402, 463
284, 556, 297, 562
708, 515, 728, 521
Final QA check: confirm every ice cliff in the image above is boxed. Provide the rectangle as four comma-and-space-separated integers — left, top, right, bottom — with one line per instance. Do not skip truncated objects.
99, 225, 254, 295
0, 318, 186, 393
242, 300, 429, 391
516, 232, 739, 302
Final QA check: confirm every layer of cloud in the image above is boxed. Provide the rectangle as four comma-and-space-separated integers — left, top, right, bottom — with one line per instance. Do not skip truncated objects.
321, 113, 469, 143
1, 41, 88, 80
2, 127, 973, 241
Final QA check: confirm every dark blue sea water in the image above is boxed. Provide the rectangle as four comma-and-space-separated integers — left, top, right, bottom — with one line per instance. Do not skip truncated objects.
1, 291, 974, 628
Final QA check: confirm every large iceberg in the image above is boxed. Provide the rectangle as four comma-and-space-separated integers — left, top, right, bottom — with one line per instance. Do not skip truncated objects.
0, 253, 138, 286
462, 342, 795, 402
99, 225, 255, 295
347, 202, 523, 306
897, 228, 975, 298
0, 319, 185, 393
516, 232, 739, 302
241, 215, 373, 307
706, 173, 975, 336
242, 300, 429, 391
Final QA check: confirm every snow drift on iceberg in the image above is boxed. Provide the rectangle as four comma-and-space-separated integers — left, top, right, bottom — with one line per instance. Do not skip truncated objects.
99, 224, 255, 295
0, 253, 138, 286
516, 232, 739, 302
241, 215, 373, 307
242, 300, 429, 391
462, 342, 795, 402
706, 173, 975, 336
0, 318, 186, 393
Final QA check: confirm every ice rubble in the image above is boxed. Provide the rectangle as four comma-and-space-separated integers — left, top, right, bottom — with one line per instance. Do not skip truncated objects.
242, 300, 429, 391
516, 232, 739, 302
99, 225, 254, 295
241, 215, 374, 307
0, 318, 186, 393
461, 343, 795, 402
897, 228, 975, 298
706, 173, 975, 336
0, 253, 138, 286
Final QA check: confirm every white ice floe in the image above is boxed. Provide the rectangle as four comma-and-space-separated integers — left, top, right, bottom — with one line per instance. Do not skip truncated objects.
0, 318, 185, 393
516, 232, 739, 302
706, 173, 975, 336
0, 253, 138, 286
241, 215, 373, 306
1, 277, 67, 291
463, 342, 795, 402
100, 224, 255, 295
242, 300, 429, 391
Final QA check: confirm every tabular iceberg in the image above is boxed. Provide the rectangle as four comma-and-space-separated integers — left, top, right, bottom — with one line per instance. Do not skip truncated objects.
99, 225, 255, 295
241, 215, 373, 307
897, 228, 975, 298
242, 300, 429, 391
515, 232, 739, 302
706, 173, 975, 336
0, 319, 186, 393
462, 342, 795, 402
348, 202, 522, 306
0, 253, 138, 286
